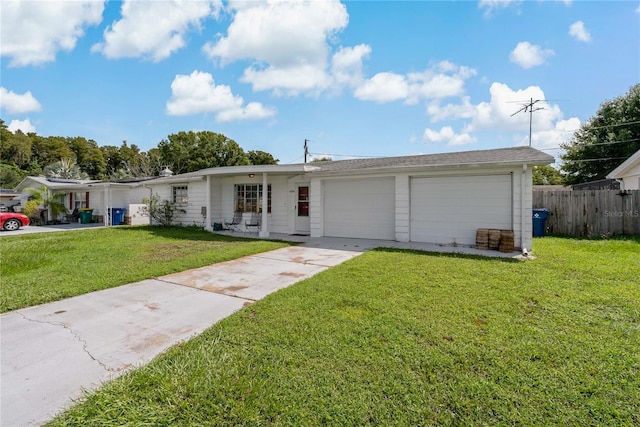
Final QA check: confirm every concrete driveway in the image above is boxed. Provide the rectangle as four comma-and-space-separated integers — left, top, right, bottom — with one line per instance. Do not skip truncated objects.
0, 245, 361, 427
0, 222, 104, 236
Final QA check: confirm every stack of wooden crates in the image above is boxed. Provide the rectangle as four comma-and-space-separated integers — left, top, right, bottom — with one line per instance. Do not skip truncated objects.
476, 228, 514, 253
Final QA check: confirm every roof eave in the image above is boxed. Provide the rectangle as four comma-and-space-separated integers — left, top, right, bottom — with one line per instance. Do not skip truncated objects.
606, 149, 640, 179
313, 158, 553, 176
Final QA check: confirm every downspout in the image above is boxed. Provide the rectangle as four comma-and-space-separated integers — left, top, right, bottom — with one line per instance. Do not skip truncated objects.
510, 171, 514, 231
259, 172, 269, 238
521, 164, 528, 251
105, 184, 111, 227
205, 175, 212, 231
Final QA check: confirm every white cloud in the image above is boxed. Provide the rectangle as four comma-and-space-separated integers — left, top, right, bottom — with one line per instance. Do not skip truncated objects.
427, 82, 579, 150
524, 117, 581, 150
0, 87, 42, 114
353, 72, 409, 103
330, 44, 371, 88
509, 41, 554, 69
426, 96, 477, 122
166, 70, 276, 122
423, 126, 476, 146
203, 0, 349, 95
354, 61, 476, 104
423, 82, 580, 149
478, 0, 521, 16
93, 0, 219, 61
569, 21, 591, 42
0, 0, 104, 67
8, 119, 36, 134
463, 82, 564, 133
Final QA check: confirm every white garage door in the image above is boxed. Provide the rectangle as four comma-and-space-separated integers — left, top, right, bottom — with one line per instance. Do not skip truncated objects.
410, 174, 512, 245
324, 178, 395, 240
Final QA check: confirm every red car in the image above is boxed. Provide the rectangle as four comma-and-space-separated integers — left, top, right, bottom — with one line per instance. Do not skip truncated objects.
0, 212, 30, 231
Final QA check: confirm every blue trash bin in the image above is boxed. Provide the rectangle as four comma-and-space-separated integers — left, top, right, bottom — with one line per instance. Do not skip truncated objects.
532, 208, 550, 237
111, 208, 125, 225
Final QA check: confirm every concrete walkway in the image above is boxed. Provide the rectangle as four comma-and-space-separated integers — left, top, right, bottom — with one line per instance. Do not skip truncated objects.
1, 245, 361, 427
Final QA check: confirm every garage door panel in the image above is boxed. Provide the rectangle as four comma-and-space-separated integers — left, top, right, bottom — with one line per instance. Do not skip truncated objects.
410, 175, 512, 245
324, 178, 395, 240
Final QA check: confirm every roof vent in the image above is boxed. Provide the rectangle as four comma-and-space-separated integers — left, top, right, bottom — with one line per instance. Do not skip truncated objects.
159, 167, 173, 177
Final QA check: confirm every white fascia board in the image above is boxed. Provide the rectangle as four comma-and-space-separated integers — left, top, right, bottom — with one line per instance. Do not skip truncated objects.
606, 149, 640, 179
311, 159, 552, 177
197, 164, 318, 177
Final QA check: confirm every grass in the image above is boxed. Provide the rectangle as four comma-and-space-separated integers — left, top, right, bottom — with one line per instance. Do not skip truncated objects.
47, 236, 640, 426
0, 226, 289, 312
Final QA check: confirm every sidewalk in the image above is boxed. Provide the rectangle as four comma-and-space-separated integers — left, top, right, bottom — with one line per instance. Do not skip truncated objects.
0, 245, 361, 427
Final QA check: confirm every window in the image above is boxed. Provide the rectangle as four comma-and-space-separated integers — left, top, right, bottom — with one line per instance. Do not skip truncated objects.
172, 186, 188, 205
72, 192, 88, 209
235, 184, 271, 213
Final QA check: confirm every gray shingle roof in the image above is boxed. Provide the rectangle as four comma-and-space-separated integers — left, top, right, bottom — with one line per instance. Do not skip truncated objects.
313, 146, 554, 173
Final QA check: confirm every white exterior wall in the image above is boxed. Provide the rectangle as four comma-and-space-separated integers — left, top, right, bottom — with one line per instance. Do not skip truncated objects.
145, 180, 207, 226
309, 178, 322, 237
209, 177, 223, 224
619, 164, 640, 190
174, 181, 207, 226
520, 166, 533, 251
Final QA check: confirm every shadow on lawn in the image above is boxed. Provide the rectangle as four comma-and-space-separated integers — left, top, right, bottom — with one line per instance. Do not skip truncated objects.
109, 225, 296, 246
370, 247, 522, 263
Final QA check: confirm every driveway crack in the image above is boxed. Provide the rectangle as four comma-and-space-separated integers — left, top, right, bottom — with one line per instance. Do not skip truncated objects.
15, 311, 113, 373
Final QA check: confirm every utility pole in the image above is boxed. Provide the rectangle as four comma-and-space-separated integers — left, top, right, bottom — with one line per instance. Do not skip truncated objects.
511, 98, 545, 147
304, 139, 309, 163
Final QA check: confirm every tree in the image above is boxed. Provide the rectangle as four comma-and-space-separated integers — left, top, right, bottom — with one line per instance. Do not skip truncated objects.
248, 150, 278, 165
157, 131, 250, 173
0, 163, 28, 188
22, 185, 68, 224
67, 137, 106, 178
532, 165, 564, 185
43, 158, 89, 180
311, 156, 332, 162
561, 84, 640, 185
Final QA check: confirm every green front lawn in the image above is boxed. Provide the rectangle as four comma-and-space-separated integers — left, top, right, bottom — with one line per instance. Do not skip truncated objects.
0, 226, 289, 312
49, 237, 640, 426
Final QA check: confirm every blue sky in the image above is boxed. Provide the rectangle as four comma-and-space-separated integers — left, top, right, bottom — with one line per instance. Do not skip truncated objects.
1, 0, 638, 165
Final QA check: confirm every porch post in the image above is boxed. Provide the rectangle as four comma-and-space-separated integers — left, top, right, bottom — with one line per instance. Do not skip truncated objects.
205, 175, 213, 231
259, 172, 269, 238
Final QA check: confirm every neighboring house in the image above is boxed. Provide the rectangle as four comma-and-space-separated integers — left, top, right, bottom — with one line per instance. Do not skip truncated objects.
144, 146, 553, 251
606, 148, 640, 190
0, 189, 20, 210
14, 176, 152, 225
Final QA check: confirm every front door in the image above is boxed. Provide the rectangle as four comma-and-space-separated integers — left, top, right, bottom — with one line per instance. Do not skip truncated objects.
294, 184, 310, 234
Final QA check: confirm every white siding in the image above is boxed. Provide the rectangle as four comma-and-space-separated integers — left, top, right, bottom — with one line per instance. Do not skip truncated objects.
323, 177, 395, 240
395, 174, 410, 242
410, 174, 512, 246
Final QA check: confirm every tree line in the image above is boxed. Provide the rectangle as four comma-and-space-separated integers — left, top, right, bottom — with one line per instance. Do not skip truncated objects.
2, 84, 638, 188
0, 123, 278, 188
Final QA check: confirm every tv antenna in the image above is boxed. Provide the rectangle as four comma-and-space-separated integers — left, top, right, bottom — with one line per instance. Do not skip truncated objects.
510, 98, 546, 147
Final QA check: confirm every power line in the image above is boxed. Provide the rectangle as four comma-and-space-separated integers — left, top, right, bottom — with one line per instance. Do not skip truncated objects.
538, 138, 640, 151
561, 156, 630, 163
558, 119, 640, 133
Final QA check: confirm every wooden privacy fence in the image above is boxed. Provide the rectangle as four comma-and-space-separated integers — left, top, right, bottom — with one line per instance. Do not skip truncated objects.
533, 189, 640, 236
